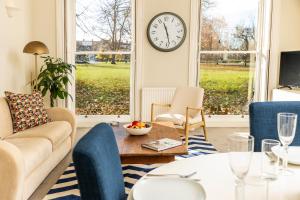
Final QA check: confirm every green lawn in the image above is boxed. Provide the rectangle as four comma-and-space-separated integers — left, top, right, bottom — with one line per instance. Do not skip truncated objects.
200, 64, 254, 115
75, 62, 253, 115
76, 62, 130, 115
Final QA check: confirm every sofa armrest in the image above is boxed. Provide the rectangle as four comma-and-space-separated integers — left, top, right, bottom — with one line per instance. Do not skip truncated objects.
46, 107, 77, 146
0, 141, 25, 200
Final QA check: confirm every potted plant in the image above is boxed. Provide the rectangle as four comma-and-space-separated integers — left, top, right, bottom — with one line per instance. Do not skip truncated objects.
37, 56, 75, 107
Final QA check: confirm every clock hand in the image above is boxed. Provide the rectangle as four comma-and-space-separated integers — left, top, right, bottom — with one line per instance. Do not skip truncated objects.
163, 23, 170, 45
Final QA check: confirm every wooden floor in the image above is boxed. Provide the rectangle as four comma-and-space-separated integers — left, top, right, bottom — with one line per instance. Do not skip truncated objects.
30, 126, 248, 200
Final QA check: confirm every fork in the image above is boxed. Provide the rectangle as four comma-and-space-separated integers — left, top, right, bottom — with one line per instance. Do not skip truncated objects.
146, 171, 197, 178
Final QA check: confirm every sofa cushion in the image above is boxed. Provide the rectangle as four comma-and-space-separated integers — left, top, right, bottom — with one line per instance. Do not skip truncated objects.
6, 121, 72, 151
4, 137, 52, 176
4, 91, 50, 133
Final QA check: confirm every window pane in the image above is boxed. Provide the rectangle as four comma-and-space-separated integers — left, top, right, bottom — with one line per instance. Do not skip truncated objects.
199, 53, 255, 115
76, 0, 132, 52
75, 0, 132, 116
75, 54, 130, 115
200, 0, 258, 51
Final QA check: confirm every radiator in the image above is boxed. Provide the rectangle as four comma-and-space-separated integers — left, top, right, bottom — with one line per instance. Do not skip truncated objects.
141, 87, 176, 121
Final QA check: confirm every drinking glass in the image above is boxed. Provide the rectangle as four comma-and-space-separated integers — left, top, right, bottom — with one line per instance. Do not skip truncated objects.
228, 133, 254, 200
261, 139, 280, 180
277, 113, 297, 175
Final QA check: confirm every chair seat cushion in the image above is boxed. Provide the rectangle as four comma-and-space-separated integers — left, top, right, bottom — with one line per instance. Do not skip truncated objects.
6, 121, 72, 151
155, 113, 202, 126
4, 137, 52, 176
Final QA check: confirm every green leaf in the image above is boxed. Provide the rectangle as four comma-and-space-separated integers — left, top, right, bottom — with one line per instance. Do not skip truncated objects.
62, 77, 69, 85
37, 56, 74, 102
41, 88, 48, 96
57, 91, 64, 99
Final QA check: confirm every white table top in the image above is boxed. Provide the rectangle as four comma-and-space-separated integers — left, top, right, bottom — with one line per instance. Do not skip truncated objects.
128, 153, 300, 200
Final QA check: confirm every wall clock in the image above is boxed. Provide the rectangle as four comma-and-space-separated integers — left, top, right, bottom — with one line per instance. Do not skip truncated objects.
147, 12, 187, 52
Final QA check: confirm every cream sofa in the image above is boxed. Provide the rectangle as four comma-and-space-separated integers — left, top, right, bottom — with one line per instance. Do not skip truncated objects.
0, 97, 76, 200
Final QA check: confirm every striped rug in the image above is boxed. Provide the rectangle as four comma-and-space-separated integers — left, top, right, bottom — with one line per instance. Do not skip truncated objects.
45, 135, 217, 200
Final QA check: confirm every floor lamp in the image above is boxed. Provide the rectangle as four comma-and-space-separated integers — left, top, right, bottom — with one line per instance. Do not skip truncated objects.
23, 41, 49, 90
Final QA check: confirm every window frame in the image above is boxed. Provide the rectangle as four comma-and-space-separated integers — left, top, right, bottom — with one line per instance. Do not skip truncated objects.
195, 0, 272, 119
65, 0, 136, 123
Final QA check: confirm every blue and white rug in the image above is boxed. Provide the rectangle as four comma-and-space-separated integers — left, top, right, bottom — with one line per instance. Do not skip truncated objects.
45, 135, 217, 200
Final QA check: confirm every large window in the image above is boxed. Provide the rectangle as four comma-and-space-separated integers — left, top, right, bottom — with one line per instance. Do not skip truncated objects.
199, 0, 259, 115
75, 0, 132, 116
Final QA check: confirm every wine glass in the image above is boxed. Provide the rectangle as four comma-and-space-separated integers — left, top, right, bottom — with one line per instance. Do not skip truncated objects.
228, 133, 254, 200
277, 113, 297, 175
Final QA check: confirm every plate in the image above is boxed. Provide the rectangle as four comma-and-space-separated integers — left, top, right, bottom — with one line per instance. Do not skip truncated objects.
272, 146, 300, 165
132, 178, 206, 200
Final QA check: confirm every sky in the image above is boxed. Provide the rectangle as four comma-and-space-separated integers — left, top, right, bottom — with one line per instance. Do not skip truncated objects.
76, 0, 101, 41
204, 0, 259, 28
76, 0, 259, 41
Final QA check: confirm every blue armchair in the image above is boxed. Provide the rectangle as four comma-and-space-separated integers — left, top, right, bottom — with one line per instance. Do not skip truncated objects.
249, 101, 300, 151
73, 123, 125, 200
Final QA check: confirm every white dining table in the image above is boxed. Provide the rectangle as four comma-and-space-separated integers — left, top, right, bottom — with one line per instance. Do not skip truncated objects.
128, 153, 300, 200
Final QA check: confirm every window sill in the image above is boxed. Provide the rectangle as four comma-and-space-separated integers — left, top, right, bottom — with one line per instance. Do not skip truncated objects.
77, 115, 131, 128
77, 115, 249, 128
205, 115, 249, 127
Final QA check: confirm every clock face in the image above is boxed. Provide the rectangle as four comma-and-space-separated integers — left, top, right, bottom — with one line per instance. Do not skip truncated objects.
147, 12, 187, 52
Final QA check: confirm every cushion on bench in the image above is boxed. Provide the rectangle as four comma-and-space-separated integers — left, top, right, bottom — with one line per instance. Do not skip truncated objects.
6, 121, 72, 151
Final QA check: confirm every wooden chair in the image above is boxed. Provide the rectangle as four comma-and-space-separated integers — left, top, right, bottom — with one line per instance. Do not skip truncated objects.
151, 87, 207, 145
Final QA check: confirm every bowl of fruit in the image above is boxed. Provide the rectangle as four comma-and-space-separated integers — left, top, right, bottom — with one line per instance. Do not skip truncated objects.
124, 121, 152, 136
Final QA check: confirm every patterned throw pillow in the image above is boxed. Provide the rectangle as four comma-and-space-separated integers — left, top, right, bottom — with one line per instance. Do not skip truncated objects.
5, 91, 50, 133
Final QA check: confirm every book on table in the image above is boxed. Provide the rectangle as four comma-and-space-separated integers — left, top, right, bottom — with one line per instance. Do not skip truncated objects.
142, 138, 183, 151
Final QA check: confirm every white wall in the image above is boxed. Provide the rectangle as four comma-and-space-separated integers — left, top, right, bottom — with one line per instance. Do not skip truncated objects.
268, 0, 300, 99
134, 0, 192, 118
30, 0, 60, 107
138, 0, 191, 88
31, 0, 58, 59
0, 0, 33, 94
0, 0, 59, 96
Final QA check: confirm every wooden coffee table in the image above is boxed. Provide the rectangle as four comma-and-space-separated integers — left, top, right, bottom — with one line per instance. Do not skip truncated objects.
115, 122, 188, 164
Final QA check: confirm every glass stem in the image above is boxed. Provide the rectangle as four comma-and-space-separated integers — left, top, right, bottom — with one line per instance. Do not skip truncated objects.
235, 179, 245, 200
283, 145, 288, 170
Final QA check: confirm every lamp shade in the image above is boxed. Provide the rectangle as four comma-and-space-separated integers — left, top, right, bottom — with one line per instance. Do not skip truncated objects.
23, 41, 49, 55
